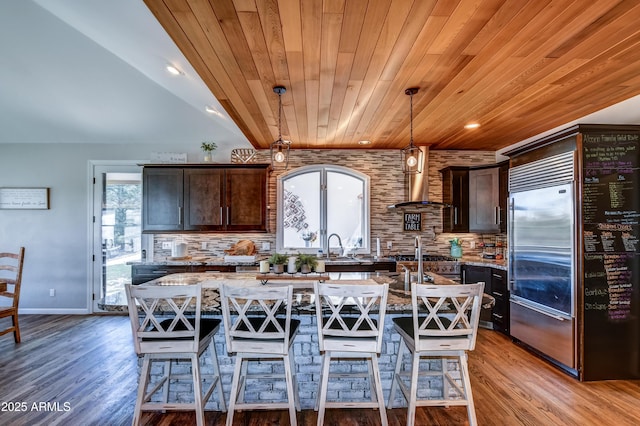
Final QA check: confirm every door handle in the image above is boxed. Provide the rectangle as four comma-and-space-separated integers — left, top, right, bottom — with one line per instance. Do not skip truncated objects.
511, 299, 567, 321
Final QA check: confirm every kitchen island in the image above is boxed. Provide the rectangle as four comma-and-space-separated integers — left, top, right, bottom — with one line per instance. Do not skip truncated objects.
119, 271, 492, 411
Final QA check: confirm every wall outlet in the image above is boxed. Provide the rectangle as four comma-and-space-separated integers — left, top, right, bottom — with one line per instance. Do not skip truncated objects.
162, 242, 172, 249
201, 242, 207, 250
49, 289, 55, 297
387, 241, 393, 249
262, 242, 271, 251
470, 240, 476, 249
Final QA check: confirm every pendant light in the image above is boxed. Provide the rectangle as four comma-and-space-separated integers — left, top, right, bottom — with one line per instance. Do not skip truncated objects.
401, 87, 423, 174
270, 86, 289, 170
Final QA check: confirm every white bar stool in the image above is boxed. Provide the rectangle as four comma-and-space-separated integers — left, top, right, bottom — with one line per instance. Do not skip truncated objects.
314, 281, 389, 426
220, 284, 300, 426
387, 282, 484, 426
125, 283, 226, 426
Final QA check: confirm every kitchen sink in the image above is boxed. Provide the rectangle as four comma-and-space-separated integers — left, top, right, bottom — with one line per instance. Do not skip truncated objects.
324, 257, 366, 264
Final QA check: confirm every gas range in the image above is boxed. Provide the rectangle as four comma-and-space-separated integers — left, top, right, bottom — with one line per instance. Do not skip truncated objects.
393, 254, 461, 279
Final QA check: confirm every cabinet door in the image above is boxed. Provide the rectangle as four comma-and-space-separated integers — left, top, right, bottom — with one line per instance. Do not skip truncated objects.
462, 265, 492, 325
461, 265, 491, 290
441, 168, 469, 233
225, 168, 267, 231
142, 168, 183, 231
183, 168, 224, 231
469, 167, 500, 232
490, 269, 509, 334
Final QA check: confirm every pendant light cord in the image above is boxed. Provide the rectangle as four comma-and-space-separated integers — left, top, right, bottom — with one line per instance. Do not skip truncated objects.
409, 91, 414, 147
277, 91, 283, 141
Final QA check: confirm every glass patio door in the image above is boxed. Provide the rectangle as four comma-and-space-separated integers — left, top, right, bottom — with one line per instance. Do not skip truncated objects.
91, 163, 143, 311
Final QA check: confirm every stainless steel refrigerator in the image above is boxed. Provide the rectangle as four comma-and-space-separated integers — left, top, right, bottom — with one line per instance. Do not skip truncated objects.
508, 152, 577, 373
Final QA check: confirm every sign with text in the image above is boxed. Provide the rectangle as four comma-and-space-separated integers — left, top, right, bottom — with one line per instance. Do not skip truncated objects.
403, 212, 421, 231
0, 187, 50, 209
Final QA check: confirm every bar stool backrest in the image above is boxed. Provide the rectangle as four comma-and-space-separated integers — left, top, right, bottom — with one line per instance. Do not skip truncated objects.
315, 281, 389, 353
220, 284, 293, 355
125, 284, 202, 355
411, 282, 484, 351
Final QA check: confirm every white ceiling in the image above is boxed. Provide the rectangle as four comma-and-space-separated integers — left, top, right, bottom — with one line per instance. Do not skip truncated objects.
0, 0, 249, 148
1, 0, 639, 151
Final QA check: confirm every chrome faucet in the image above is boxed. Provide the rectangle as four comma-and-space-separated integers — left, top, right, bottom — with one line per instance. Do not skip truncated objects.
415, 235, 423, 284
327, 233, 343, 258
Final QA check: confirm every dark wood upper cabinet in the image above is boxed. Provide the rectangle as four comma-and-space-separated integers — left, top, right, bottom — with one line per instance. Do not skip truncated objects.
440, 166, 469, 233
142, 164, 269, 233
183, 168, 224, 231
441, 161, 509, 234
469, 166, 500, 232
225, 168, 268, 231
142, 168, 183, 231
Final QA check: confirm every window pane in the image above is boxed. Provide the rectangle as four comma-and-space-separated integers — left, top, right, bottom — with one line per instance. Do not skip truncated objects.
283, 171, 321, 249
327, 171, 364, 255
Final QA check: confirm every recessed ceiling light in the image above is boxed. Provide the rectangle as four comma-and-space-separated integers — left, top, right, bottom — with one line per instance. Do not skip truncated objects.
358, 140, 371, 145
166, 65, 182, 75
205, 105, 225, 118
464, 123, 480, 129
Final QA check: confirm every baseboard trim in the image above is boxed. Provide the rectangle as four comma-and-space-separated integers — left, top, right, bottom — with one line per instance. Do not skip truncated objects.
18, 308, 90, 315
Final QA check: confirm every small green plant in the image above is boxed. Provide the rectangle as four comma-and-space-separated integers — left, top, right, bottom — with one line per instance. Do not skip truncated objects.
201, 141, 217, 152
268, 252, 289, 265
295, 253, 318, 270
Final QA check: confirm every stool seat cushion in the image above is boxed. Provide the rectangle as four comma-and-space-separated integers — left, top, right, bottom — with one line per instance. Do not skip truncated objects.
143, 318, 221, 341
392, 315, 452, 332
235, 316, 300, 340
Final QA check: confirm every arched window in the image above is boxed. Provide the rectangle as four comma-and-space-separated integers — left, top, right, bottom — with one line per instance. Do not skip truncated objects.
277, 165, 370, 255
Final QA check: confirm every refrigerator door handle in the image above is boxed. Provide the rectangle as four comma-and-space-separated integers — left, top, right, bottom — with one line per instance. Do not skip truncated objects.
508, 197, 515, 292
511, 299, 567, 321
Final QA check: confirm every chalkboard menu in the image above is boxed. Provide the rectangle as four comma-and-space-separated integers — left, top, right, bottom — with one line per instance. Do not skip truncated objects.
582, 131, 640, 380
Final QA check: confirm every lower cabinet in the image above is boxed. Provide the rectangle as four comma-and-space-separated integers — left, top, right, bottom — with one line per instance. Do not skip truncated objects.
131, 265, 190, 285
490, 269, 509, 335
461, 264, 509, 335
132, 264, 236, 284
325, 261, 396, 273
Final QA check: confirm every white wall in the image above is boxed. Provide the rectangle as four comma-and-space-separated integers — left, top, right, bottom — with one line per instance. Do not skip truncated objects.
0, 142, 239, 313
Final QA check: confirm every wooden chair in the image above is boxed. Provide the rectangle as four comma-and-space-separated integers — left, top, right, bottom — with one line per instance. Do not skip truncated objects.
125, 284, 226, 426
387, 282, 484, 426
0, 247, 25, 343
314, 281, 389, 426
219, 284, 300, 426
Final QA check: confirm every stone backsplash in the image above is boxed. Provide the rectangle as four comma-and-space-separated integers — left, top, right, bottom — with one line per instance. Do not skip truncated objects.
152, 149, 504, 260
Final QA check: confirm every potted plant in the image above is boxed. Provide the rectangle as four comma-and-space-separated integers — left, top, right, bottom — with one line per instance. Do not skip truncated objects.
268, 253, 288, 274
201, 141, 217, 162
295, 253, 318, 274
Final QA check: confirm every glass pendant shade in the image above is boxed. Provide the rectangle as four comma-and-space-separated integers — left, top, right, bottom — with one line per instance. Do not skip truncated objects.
401, 87, 423, 174
270, 139, 289, 168
401, 143, 423, 174
270, 86, 289, 170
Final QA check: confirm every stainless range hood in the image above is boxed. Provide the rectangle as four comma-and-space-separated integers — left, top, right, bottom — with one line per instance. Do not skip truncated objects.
388, 146, 450, 209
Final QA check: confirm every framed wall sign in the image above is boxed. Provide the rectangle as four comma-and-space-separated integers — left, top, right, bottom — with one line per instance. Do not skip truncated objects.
0, 187, 50, 209
403, 212, 421, 231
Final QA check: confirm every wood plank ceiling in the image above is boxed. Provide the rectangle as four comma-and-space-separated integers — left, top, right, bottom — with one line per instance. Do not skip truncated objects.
144, 0, 640, 151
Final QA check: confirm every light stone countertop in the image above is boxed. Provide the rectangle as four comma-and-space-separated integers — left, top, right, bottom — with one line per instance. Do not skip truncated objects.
104, 271, 494, 314
459, 256, 507, 270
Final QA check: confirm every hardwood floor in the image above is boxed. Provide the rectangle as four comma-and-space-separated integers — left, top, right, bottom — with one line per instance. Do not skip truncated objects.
1, 315, 638, 425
